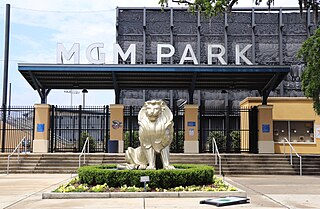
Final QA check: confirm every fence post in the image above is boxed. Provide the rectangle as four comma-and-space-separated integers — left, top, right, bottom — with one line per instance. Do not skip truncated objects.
199, 104, 203, 152
129, 106, 133, 147
225, 106, 231, 152
78, 105, 82, 152
1, 105, 7, 152
50, 105, 54, 153
105, 105, 109, 153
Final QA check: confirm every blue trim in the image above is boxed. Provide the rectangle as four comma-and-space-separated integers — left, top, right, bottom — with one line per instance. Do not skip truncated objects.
18, 65, 290, 73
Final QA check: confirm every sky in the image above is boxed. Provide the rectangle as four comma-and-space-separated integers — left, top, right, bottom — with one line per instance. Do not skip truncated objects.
0, 0, 296, 107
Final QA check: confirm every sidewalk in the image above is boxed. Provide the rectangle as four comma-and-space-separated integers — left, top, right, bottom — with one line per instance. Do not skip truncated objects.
1, 174, 320, 209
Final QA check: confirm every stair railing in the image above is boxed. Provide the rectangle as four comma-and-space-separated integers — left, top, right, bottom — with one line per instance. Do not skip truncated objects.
7, 136, 27, 175
212, 137, 222, 176
79, 137, 90, 167
283, 137, 302, 176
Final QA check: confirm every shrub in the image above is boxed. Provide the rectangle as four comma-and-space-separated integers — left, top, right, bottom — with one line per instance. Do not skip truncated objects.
206, 131, 241, 152
170, 131, 184, 153
80, 132, 96, 152
78, 164, 214, 189
124, 131, 140, 149
206, 131, 226, 152
230, 131, 240, 152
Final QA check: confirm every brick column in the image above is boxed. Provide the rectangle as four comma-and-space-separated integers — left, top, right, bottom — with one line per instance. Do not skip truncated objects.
184, 104, 199, 153
109, 104, 124, 153
33, 104, 50, 153
258, 105, 274, 153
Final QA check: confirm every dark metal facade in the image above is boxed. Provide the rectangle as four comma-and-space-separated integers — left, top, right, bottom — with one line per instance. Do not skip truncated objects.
50, 106, 109, 152
117, 7, 314, 107
0, 106, 34, 152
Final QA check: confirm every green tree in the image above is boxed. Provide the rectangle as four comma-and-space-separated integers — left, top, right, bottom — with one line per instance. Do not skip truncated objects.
298, 28, 320, 115
159, 0, 319, 21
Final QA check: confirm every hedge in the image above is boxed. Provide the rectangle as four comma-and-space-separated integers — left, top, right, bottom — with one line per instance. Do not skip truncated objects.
78, 164, 214, 189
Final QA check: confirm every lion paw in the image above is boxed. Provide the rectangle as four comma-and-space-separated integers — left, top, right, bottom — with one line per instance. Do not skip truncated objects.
146, 166, 156, 170
164, 165, 175, 170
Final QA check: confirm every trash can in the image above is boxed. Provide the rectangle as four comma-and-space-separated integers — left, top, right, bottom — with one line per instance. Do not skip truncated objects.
108, 140, 119, 153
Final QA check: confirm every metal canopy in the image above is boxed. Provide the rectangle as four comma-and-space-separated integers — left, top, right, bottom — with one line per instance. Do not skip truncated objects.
18, 64, 290, 104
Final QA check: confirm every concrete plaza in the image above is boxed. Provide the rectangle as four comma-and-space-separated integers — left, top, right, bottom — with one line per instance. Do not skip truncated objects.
1, 174, 320, 209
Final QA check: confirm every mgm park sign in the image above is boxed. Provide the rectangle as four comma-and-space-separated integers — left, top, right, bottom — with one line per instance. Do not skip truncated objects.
56, 43, 253, 65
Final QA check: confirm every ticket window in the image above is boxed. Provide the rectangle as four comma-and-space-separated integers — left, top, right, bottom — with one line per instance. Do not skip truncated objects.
273, 121, 314, 143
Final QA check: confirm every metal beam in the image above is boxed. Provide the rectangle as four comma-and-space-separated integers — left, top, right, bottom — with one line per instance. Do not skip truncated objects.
112, 72, 121, 104
224, 12, 228, 63
261, 72, 281, 105
279, 8, 284, 96
170, 8, 174, 64
41, 89, 47, 104
28, 71, 47, 103
251, 8, 256, 64
188, 72, 197, 104
143, 8, 146, 64
197, 11, 201, 63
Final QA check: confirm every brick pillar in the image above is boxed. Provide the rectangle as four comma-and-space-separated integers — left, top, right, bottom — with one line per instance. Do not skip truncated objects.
184, 104, 199, 153
109, 104, 124, 153
33, 104, 50, 153
258, 105, 274, 153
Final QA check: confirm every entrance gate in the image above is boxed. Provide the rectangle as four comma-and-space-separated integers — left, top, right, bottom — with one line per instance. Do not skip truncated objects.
123, 106, 184, 153
49, 104, 257, 153
50, 106, 109, 152
199, 106, 258, 153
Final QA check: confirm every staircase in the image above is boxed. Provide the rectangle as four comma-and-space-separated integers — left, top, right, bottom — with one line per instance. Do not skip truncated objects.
292, 155, 320, 175
0, 153, 319, 175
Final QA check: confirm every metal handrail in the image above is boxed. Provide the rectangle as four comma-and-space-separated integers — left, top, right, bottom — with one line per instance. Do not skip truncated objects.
7, 136, 27, 175
212, 137, 222, 176
79, 137, 90, 167
283, 137, 302, 176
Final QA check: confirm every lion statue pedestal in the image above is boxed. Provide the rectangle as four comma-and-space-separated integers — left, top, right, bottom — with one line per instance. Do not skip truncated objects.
117, 100, 175, 170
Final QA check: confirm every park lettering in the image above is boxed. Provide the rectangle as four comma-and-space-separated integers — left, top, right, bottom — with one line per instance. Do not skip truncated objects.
56, 43, 253, 65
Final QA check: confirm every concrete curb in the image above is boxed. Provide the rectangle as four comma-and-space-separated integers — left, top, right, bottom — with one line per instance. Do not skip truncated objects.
42, 190, 246, 199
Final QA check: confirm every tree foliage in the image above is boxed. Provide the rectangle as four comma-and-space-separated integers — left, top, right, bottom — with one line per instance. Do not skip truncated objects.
298, 28, 320, 115
159, 0, 319, 22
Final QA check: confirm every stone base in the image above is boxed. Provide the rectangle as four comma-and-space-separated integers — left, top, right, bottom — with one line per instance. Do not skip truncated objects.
258, 141, 274, 154
33, 140, 48, 153
184, 141, 199, 153
118, 140, 124, 153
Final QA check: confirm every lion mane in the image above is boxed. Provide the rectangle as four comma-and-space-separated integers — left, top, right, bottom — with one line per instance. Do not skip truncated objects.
138, 100, 174, 153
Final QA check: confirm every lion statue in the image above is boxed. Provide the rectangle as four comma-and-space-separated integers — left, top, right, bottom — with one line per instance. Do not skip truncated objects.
117, 100, 175, 170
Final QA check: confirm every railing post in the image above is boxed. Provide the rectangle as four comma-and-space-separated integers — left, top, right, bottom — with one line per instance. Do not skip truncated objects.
24, 138, 26, 153
290, 145, 292, 165
300, 157, 302, 176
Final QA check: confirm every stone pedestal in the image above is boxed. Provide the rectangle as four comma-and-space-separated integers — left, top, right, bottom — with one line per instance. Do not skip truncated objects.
258, 105, 274, 153
109, 104, 124, 153
33, 104, 50, 153
184, 105, 199, 153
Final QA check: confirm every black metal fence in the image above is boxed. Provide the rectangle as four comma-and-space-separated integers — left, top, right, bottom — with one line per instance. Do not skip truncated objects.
199, 106, 258, 153
123, 106, 185, 153
0, 106, 34, 152
50, 106, 109, 152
